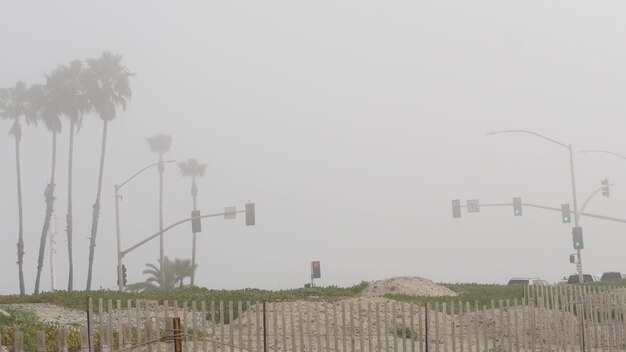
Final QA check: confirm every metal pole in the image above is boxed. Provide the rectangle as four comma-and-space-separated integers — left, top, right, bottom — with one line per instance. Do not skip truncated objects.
158, 156, 165, 289
115, 184, 124, 292
190, 180, 197, 287
113, 160, 175, 292
568, 145, 584, 283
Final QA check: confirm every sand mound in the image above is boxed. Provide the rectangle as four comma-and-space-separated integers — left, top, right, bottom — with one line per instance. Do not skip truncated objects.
360, 276, 457, 297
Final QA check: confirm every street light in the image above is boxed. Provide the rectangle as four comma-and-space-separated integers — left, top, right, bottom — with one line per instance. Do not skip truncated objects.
115, 160, 176, 292
487, 129, 583, 283
580, 149, 626, 161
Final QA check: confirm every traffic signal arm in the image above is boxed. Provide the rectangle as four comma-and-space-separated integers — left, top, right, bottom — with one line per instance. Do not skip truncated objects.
122, 209, 251, 256
451, 200, 626, 224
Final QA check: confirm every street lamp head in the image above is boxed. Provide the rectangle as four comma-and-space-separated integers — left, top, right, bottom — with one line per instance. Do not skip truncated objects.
578, 149, 626, 160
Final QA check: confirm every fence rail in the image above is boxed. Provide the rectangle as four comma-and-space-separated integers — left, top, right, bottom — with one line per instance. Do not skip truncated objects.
3, 285, 626, 352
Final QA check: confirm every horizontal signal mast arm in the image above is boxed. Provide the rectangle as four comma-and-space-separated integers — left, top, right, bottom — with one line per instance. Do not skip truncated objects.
464, 201, 626, 224
121, 210, 247, 256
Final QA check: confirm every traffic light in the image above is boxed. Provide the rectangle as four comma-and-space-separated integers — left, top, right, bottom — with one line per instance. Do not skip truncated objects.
117, 264, 128, 286
561, 204, 571, 223
569, 254, 576, 263
601, 178, 610, 198
513, 197, 522, 216
245, 203, 255, 226
572, 227, 584, 250
191, 210, 201, 233
311, 261, 321, 279
452, 199, 461, 218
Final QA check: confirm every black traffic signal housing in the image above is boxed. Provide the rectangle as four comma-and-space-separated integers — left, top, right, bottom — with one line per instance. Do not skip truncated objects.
245, 203, 255, 226
569, 254, 576, 263
561, 204, 571, 223
601, 178, 610, 198
191, 210, 201, 233
572, 227, 584, 250
513, 197, 522, 216
452, 199, 461, 218
311, 261, 321, 279
117, 264, 128, 286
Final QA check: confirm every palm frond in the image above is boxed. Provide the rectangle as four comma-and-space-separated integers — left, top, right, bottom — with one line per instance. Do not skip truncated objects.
178, 158, 207, 178
147, 133, 172, 154
85, 51, 133, 121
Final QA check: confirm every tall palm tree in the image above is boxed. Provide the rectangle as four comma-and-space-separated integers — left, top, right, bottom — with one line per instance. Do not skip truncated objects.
125, 256, 196, 292
178, 158, 207, 286
54, 61, 91, 291
0, 81, 36, 295
84, 51, 133, 291
146, 133, 172, 288
28, 79, 62, 294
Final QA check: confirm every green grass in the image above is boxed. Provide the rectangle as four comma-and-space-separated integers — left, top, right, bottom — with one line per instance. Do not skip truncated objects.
0, 306, 83, 352
0, 282, 371, 311
385, 283, 526, 310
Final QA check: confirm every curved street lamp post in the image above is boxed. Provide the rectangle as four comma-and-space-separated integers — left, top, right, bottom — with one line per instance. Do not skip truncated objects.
487, 130, 583, 283
115, 160, 176, 292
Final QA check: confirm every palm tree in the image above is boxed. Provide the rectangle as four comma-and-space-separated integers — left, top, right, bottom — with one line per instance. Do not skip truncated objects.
178, 158, 207, 286
54, 61, 91, 291
147, 133, 172, 289
84, 51, 133, 291
171, 258, 196, 288
125, 256, 196, 292
28, 79, 62, 294
0, 81, 36, 295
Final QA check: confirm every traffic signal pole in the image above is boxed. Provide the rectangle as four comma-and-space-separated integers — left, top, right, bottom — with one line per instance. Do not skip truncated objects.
568, 145, 584, 284
115, 184, 123, 292
114, 160, 176, 292
487, 131, 584, 283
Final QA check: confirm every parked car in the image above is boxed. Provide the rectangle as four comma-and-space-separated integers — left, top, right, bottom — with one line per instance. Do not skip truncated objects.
601, 272, 625, 281
567, 274, 601, 284
507, 277, 550, 286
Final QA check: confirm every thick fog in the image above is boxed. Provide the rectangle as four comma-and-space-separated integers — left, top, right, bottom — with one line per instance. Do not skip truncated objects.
1, 1, 626, 295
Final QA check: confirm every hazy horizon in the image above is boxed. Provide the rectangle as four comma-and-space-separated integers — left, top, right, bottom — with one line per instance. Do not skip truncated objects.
1, 1, 626, 295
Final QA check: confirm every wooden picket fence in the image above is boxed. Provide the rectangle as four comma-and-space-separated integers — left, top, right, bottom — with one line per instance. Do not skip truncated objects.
3, 285, 626, 352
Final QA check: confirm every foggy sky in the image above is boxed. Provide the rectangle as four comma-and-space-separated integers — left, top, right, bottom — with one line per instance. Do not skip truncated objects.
1, 1, 626, 295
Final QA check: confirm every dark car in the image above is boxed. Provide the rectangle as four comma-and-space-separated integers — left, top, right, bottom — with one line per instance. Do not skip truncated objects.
601, 272, 624, 281
567, 274, 600, 284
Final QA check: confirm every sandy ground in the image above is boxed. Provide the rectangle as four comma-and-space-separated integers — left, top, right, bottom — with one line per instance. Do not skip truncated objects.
360, 276, 458, 297
2, 303, 87, 326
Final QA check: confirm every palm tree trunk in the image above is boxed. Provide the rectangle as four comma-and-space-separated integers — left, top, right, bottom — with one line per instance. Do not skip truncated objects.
34, 132, 57, 294
158, 153, 165, 289
66, 121, 75, 291
190, 177, 197, 286
86, 120, 108, 291
14, 125, 26, 296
